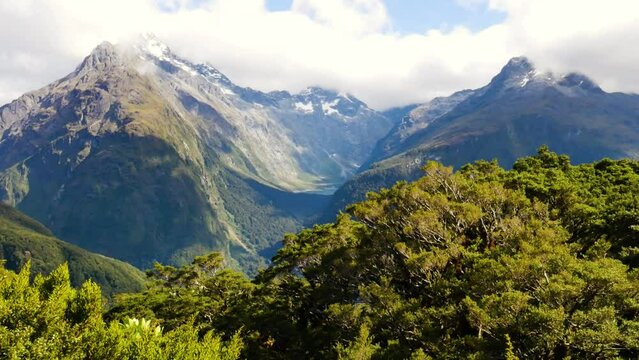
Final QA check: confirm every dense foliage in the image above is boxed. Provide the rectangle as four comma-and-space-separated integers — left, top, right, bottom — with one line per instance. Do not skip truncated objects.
215, 169, 330, 272
0, 261, 242, 359
4, 149, 639, 358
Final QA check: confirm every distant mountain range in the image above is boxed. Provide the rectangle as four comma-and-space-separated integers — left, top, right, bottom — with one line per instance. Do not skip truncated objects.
326, 57, 639, 217
2, 35, 639, 273
0, 34, 392, 272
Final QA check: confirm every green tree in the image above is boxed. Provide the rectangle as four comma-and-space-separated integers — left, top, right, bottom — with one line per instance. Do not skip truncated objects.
0, 261, 243, 359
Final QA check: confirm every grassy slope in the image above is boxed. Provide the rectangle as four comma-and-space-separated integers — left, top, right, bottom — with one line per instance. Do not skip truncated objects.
0, 203, 146, 297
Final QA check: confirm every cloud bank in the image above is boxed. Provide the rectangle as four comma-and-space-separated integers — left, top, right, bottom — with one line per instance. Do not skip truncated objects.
0, 0, 638, 109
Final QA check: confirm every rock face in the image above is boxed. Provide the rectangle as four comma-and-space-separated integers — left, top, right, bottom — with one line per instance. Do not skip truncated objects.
326, 56, 639, 217
0, 35, 393, 271
127, 34, 393, 193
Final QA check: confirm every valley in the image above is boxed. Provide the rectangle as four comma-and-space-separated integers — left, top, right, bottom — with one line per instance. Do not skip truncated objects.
3, 38, 639, 274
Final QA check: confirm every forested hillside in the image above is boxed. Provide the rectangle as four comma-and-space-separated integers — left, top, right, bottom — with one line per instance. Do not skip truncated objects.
0, 203, 146, 297
2, 149, 639, 359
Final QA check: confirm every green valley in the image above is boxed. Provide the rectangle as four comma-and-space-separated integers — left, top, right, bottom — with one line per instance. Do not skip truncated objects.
2, 149, 638, 359
0, 203, 145, 297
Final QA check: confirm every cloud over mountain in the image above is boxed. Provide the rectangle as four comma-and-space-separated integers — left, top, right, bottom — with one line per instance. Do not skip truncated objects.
0, 0, 638, 109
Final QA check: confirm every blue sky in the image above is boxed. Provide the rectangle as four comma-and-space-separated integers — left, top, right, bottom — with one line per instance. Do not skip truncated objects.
265, 0, 506, 33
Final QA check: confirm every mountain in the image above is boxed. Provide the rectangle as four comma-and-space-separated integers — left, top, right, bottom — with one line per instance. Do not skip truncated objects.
326, 56, 639, 216
0, 203, 145, 296
0, 34, 394, 272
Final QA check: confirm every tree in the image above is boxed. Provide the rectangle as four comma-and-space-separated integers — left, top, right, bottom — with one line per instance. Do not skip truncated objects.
0, 261, 243, 359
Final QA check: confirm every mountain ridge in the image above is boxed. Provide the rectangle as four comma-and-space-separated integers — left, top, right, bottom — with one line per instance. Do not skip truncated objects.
325, 56, 639, 218
7, 39, 639, 273
0, 35, 394, 271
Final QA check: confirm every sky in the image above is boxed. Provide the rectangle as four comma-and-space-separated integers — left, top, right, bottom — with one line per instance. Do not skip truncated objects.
0, 0, 638, 109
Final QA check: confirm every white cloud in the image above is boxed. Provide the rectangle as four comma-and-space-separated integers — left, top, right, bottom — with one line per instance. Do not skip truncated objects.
0, 0, 638, 109
291, 0, 389, 35
489, 0, 639, 94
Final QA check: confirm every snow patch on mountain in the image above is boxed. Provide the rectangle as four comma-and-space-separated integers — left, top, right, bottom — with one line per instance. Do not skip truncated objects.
519, 70, 538, 87
140, 35, 170, 60
31, 34, 396, 192
321, 99, 340, 116
294, 101, 314, 113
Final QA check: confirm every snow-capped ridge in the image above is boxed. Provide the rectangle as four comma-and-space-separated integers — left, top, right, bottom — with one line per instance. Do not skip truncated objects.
75, 35, 379, 122
127, 34, 241, 92
136, 33, 171, 60
291, 87, 369, 118
557, 73, 602, 92
485, 56, 604, 95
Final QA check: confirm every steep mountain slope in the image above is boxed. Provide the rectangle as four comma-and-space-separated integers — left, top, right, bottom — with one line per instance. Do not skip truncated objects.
326, 57, 639, 216
0, 35, 390, 271
0, 203, 145, 296
129, 35, 393, 193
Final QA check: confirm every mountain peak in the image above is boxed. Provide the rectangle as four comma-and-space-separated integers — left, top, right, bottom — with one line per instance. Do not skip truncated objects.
297, 87, 360, 103
491, 56, 537, 86
76, 41, 122, 73
299, 86, 337, 97
94, 41, 117, 53
134, 33, 172, 60
504, 56, 535, 71
558, 72, 603, 93
292, 87, 369, 118
488, 56, 604, 94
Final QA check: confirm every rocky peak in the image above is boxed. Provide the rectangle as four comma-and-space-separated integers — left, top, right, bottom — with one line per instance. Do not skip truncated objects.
486, 56, 539, 91
482, 56, 605, 97
502, 56, 535, 75
292, 87, 367, 117
298, 86, 338, 98
130, 34, 236, 88
557, 72, 603, 93
75, 41, 122, 74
